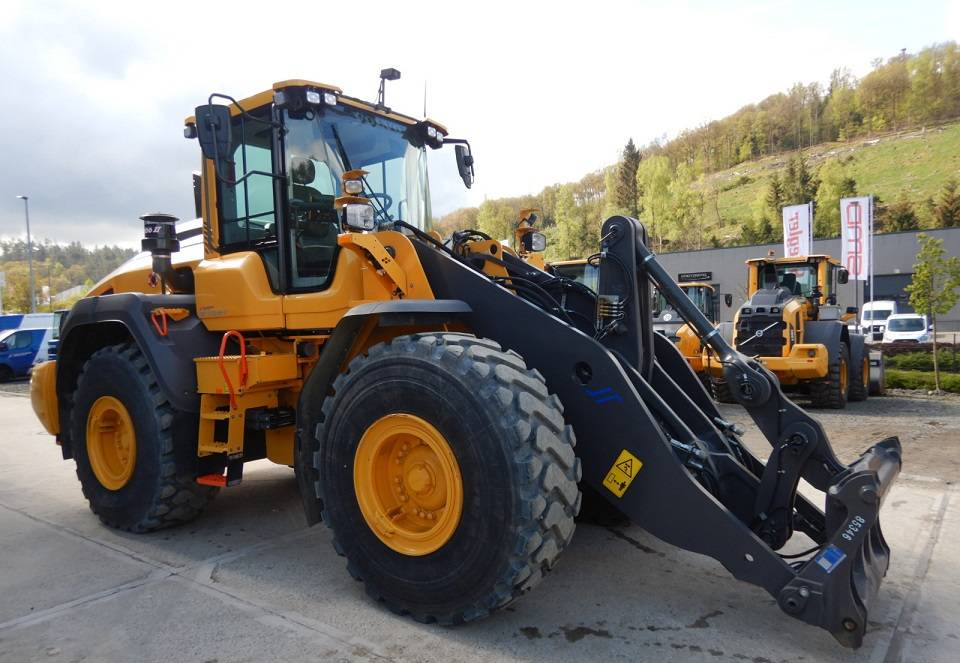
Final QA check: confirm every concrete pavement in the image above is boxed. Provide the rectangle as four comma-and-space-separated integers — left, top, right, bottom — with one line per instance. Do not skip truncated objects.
0, 391, 957, 663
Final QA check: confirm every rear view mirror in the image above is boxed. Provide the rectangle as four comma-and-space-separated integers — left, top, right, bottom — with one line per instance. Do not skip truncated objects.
194, 104, 232, 161
520, 232, 547, 253
455, 144, 474, 189
0, 342, 7, 352
724, 294, 733, 307
290, 157, 316, 185
838, 268, 849, 284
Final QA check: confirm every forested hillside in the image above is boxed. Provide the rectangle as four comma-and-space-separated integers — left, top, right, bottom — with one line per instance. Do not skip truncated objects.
437, 42, 960, 260
0, 239, 135, 312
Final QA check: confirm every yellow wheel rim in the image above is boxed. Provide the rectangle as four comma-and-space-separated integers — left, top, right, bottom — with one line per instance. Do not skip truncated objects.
354, 414, 463, 556
86, 396, 137, 491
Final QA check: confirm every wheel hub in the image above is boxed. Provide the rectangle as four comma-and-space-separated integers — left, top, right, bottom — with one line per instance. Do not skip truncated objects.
86, 396, 137, 491
354, 413, 463, 556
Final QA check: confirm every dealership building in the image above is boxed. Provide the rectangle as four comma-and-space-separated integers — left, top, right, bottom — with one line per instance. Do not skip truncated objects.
655, 227, 960, 331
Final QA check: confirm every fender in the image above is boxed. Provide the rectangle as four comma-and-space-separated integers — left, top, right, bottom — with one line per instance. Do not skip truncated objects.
804, 320, 848, 355
56, 294, 221, 468
294, 299, 472, 524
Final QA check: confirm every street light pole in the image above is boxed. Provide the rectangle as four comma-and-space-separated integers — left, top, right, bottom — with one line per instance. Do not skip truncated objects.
15, 195, 36, 313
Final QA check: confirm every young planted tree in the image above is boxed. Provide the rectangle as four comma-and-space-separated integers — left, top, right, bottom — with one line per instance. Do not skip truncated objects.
905, 234, 960, 392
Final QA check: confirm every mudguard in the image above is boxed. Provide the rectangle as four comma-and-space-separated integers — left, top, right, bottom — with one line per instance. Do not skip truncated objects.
58, 293, 220, 415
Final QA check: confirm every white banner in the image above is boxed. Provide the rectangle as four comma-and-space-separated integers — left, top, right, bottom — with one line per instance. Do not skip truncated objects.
782, 203, 812, 257
840, 196, 872, 280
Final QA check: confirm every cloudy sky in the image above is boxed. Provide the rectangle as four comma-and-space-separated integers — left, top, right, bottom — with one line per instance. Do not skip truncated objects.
1, 0, 958, 248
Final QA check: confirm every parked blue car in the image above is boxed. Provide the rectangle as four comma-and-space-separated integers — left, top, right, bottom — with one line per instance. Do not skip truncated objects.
0, 328, 51, 381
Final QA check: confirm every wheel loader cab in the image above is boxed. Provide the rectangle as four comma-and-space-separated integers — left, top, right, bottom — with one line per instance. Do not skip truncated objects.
189, 82, 442, 333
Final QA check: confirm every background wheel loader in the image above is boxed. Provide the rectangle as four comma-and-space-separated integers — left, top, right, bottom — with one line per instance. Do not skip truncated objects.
701, 254, 872, 408
30, 74, 900, 648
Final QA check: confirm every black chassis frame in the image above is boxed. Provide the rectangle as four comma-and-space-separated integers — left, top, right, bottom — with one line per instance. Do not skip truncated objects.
401, 216, 900, 648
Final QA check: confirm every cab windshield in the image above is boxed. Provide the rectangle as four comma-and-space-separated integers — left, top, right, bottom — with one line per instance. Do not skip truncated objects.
775, 264, 817, 297
283, 106, 432, 231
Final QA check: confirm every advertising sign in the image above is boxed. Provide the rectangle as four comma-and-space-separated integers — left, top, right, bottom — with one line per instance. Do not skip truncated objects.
840, 197, 872, 280
782, 203, 812, 257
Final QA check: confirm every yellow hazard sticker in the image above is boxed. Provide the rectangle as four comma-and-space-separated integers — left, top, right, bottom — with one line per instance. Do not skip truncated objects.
602, 449, 643, 498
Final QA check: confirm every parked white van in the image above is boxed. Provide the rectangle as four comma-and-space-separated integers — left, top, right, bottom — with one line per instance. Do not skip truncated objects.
859, 300, 902, 342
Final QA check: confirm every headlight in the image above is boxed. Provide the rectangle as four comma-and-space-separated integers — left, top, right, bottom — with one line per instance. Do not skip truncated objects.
343, 179, 364, 195
342, 203, 376, 231
305, 89, 321, 105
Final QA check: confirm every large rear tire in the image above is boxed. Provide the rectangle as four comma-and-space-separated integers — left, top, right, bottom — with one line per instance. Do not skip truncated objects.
70, 343, 216, 532
314, 333, 581, 624
810, 343, 850, 409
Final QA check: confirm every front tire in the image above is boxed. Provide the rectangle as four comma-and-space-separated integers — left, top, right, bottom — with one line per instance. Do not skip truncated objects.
810, 342, 850, 409
314, 333, 581, 624
70, 343, 215, 532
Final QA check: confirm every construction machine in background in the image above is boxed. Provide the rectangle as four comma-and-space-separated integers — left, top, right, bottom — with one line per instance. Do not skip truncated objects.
30, 73, 901, 648
703, 254, 872, 408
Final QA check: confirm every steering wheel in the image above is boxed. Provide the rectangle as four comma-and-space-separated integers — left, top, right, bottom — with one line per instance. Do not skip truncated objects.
365, 192, 393, 210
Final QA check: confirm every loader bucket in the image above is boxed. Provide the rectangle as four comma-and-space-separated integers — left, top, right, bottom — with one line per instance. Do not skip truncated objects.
413, 215, 902, 648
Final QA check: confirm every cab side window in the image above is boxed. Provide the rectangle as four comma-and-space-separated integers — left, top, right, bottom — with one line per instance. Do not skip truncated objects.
215, 108, 280, 286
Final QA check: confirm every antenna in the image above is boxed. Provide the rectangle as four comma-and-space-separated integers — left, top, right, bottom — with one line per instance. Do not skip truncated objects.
423, 80, 427, 118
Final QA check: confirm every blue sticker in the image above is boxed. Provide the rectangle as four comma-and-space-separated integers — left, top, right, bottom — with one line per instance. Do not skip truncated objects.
815, 544, 847, 574
584, 386, 624, 405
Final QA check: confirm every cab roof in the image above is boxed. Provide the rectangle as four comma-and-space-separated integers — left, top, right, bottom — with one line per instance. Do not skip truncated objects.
184, 79, 448, 134
745, 254, 840, 267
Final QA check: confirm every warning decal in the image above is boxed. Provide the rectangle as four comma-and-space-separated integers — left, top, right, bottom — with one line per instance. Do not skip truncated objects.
602, 449, 643, 498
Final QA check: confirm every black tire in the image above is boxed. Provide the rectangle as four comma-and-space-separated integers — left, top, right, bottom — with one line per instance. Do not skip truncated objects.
70, 343, 216, 532
711, 378, 736, 404
809, 343, 850, 409
848, 351, 869, 402
0, 365, 13, 382
314, 332, 581, 624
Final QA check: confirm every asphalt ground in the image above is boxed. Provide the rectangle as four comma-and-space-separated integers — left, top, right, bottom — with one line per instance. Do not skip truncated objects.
0, 390, 957, 663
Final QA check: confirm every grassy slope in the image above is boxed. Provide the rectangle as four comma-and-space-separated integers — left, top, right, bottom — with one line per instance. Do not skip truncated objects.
701, 122, 960, 243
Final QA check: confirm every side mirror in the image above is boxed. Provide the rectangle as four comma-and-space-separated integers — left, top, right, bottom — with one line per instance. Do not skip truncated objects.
520, 232, 546, 253
838, 267, 849, 284
724, 294, 733, 307
455, 144, 474, 189
194, 104, 232, 161
290, 157, 316, 185
0, 342, 8, 352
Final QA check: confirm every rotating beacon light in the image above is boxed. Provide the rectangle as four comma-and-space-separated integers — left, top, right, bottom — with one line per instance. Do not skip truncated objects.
141, 212, 180, 291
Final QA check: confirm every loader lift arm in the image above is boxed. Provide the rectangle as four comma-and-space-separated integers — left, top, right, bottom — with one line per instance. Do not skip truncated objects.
415, 215, 901, 648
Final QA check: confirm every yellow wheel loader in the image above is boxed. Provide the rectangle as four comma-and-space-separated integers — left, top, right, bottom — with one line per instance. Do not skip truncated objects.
30, 74, 900, 648
704, 254, 870, 408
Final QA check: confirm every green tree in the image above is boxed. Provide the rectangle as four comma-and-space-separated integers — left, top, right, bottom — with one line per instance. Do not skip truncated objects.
933, 179, 960, 228
666, 164, 705, 249
881, 191, 919, 231
636, 155, 672, 251
814, 158, 857, 237
744, 181, 779, 244
476, 200, 515, 244
905, 234, 960, 392
615, 139, 642, 218
781, 155, 817, 205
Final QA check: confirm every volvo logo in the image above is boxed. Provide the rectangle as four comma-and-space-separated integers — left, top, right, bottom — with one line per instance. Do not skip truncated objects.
754, 329, 764, 338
